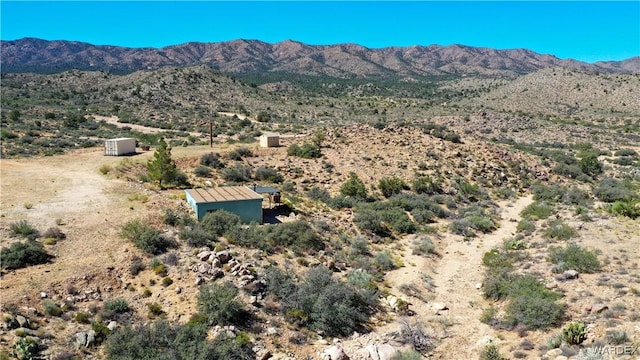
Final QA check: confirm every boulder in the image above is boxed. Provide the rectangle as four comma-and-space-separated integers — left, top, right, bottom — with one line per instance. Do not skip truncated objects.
74, 330, 96, 348
322, 345, 350, 360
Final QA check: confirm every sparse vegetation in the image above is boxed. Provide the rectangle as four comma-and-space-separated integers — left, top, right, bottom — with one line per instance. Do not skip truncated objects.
120, 220, 178, 255
0, 241, 53, 270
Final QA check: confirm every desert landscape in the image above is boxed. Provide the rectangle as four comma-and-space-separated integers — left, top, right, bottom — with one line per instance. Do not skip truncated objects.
0, 38, 639, 360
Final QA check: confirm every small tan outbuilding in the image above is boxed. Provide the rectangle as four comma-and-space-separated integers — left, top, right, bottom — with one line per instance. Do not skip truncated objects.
259, 133, 280, 148
104, 138, 136, 156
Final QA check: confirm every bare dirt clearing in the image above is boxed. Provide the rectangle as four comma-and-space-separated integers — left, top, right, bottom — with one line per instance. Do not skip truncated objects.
0, 149, 157, 301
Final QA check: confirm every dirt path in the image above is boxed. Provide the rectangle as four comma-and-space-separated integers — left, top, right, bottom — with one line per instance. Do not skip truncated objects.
382, 195, 534, 358
91, 114, 201, 137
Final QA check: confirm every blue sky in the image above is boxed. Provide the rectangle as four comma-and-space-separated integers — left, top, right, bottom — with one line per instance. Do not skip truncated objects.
1, 1, 638, 63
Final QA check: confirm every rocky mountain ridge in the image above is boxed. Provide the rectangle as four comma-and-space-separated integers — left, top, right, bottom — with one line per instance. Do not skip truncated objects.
2, 37, 639, 76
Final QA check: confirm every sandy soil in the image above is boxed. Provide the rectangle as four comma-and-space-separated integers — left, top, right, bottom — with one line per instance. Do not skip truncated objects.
381, 195, 534, 358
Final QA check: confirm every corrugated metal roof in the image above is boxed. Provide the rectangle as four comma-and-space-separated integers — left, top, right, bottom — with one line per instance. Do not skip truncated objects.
185, 186, 263, 204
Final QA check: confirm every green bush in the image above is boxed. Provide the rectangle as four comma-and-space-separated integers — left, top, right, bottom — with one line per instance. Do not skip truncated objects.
615, 148, 638, 157
105, 320, 248, 360
479, 343, 505, 360
179, 225, 216, 247
194, 165, 212, 177
412, 236, 436, 256
516, 219, 535, 234
520, 201, 553, 220
548, 244, 601, 273
374, 250, 397, 271
221, 165, 253, 182
104, 298, 130, 314
75, 312, 91, 324
197, 282, 248, 327
412, 176, 443, 195
120, 220, 177, 255
307, 186, 331, 202
553, 163, 583, 179
593, 178, 637, 203
562, 321, 587, 345
544, 219, 577, 240
378, 177, 408, 198
254, 166, 284, 183
340, 172, 368, 199
13, 337, 39, 360
287, 142, 322, 159
578, 155, 603, 178
200, 152, 225, 169
504, 275, 565, 330
265, 265, 376, 337
9, 220, 39, 239
0, 241, 53, 270
201, 210, 241, 237
43, 300, 63, 316
608, 198, 640, 219
353, 207, 389, 237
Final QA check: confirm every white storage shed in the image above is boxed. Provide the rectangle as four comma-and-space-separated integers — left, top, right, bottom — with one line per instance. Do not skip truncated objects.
259, 133, 280, 148
105, 138, 136, 156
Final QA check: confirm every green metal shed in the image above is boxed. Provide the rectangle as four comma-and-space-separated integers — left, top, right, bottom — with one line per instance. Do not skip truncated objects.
185, 186, 263, 223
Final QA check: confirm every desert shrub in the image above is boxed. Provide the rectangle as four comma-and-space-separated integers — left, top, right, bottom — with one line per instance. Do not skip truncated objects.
562, 321, 587, 345
544, 219, 577, 240
615, 148, 638, 157
340, 172, 368, 199
374, 250, 397, 271
479, 343, 505, 360
307, 186, 331, 202
412, 236, 436, 256
378, 176, 408, 198
221, 165, 253, 182
412, 176, 443, 195
480, 306, 499, 325
482, 249, 516, 271
288, 266, 375, 337
264, 220, 324, 254
504, 275, 565, 330
553, 163, 583, 179
613, 157, 635, 166
378, 206, 416, 234
200, 152, 225, 169
105, 320, 245, 360
608, 198, 640, 219
459, 205, 497, 234
201, 210, 241, 237
129, 256, 145, 275
326, 194, 358, 209
391, 351, 423, 360
104, 298, 130, 314
13, 337, 39, 360
194, 165, 212, 177
179, 225, 217, 247
147, 303, 164, 318
163, 209, 181, 227
0, 241, 53, 269
120, 220, 177, 255
520, 201, 553, 220
548, 244, 601, 273
594, 178, 637, 203
287, 142, 321, 159
43, 300, 63, 316
227, 147, 253, 160
254, 166, 283, 183
42, 227, 65, 241
578, 155, 603, 178
353, 207, 389, 237
75, 312, 91, 324
9, 220, 39, 239
516, 219, 535, 234
606, 330, 629, 345
450, 218, 474, 237
454, 179, 487, 202
197, 282, 248, 327
162, 277, 173, 287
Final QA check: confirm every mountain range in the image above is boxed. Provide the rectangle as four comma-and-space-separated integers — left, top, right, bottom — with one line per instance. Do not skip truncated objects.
2, 37, 639, 77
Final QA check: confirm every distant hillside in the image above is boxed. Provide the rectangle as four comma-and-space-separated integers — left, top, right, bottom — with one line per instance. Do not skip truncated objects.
2, 38, 638, 77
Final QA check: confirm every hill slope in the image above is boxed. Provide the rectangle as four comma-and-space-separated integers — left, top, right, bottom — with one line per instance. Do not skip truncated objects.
2, 37, 638, 76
